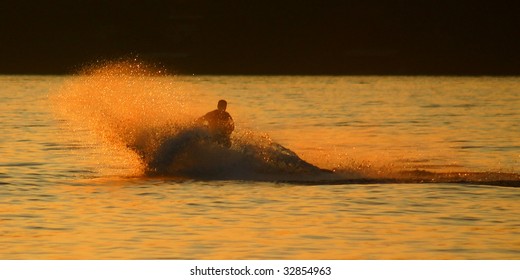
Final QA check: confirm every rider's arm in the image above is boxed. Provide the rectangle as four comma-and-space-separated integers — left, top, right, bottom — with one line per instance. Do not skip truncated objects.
196, 113, 209, 125
226, 115, 235, 134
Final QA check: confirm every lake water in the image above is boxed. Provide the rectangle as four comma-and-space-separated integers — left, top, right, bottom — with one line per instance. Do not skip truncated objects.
1, 62, 519, 259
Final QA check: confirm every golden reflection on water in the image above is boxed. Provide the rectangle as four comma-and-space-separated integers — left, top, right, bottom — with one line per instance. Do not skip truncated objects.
1, 72, 520, 259
3, 180, 520, 259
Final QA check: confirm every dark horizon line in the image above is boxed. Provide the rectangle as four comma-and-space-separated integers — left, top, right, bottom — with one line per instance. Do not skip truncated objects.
2, 71, 519, 77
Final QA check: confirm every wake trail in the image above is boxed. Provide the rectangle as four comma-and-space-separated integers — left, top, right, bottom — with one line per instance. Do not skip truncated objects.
50, 60, 520, 187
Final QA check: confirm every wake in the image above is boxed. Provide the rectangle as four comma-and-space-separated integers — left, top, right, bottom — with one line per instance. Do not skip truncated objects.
50, 60, 520, 187
127, 124, 338, 181
121, 120, 520, 187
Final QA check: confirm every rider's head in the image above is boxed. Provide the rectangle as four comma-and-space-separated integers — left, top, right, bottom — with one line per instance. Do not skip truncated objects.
217, 99, 227, 111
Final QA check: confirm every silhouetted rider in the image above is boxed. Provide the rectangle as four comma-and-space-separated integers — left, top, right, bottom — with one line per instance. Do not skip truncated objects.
197, 99, 234, 148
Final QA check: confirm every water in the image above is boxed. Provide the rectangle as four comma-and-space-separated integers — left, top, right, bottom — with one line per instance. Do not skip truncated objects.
1, 63, 520, 259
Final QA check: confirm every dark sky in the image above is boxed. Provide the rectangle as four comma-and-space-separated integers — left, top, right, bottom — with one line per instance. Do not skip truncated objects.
1, 0, 519, 75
